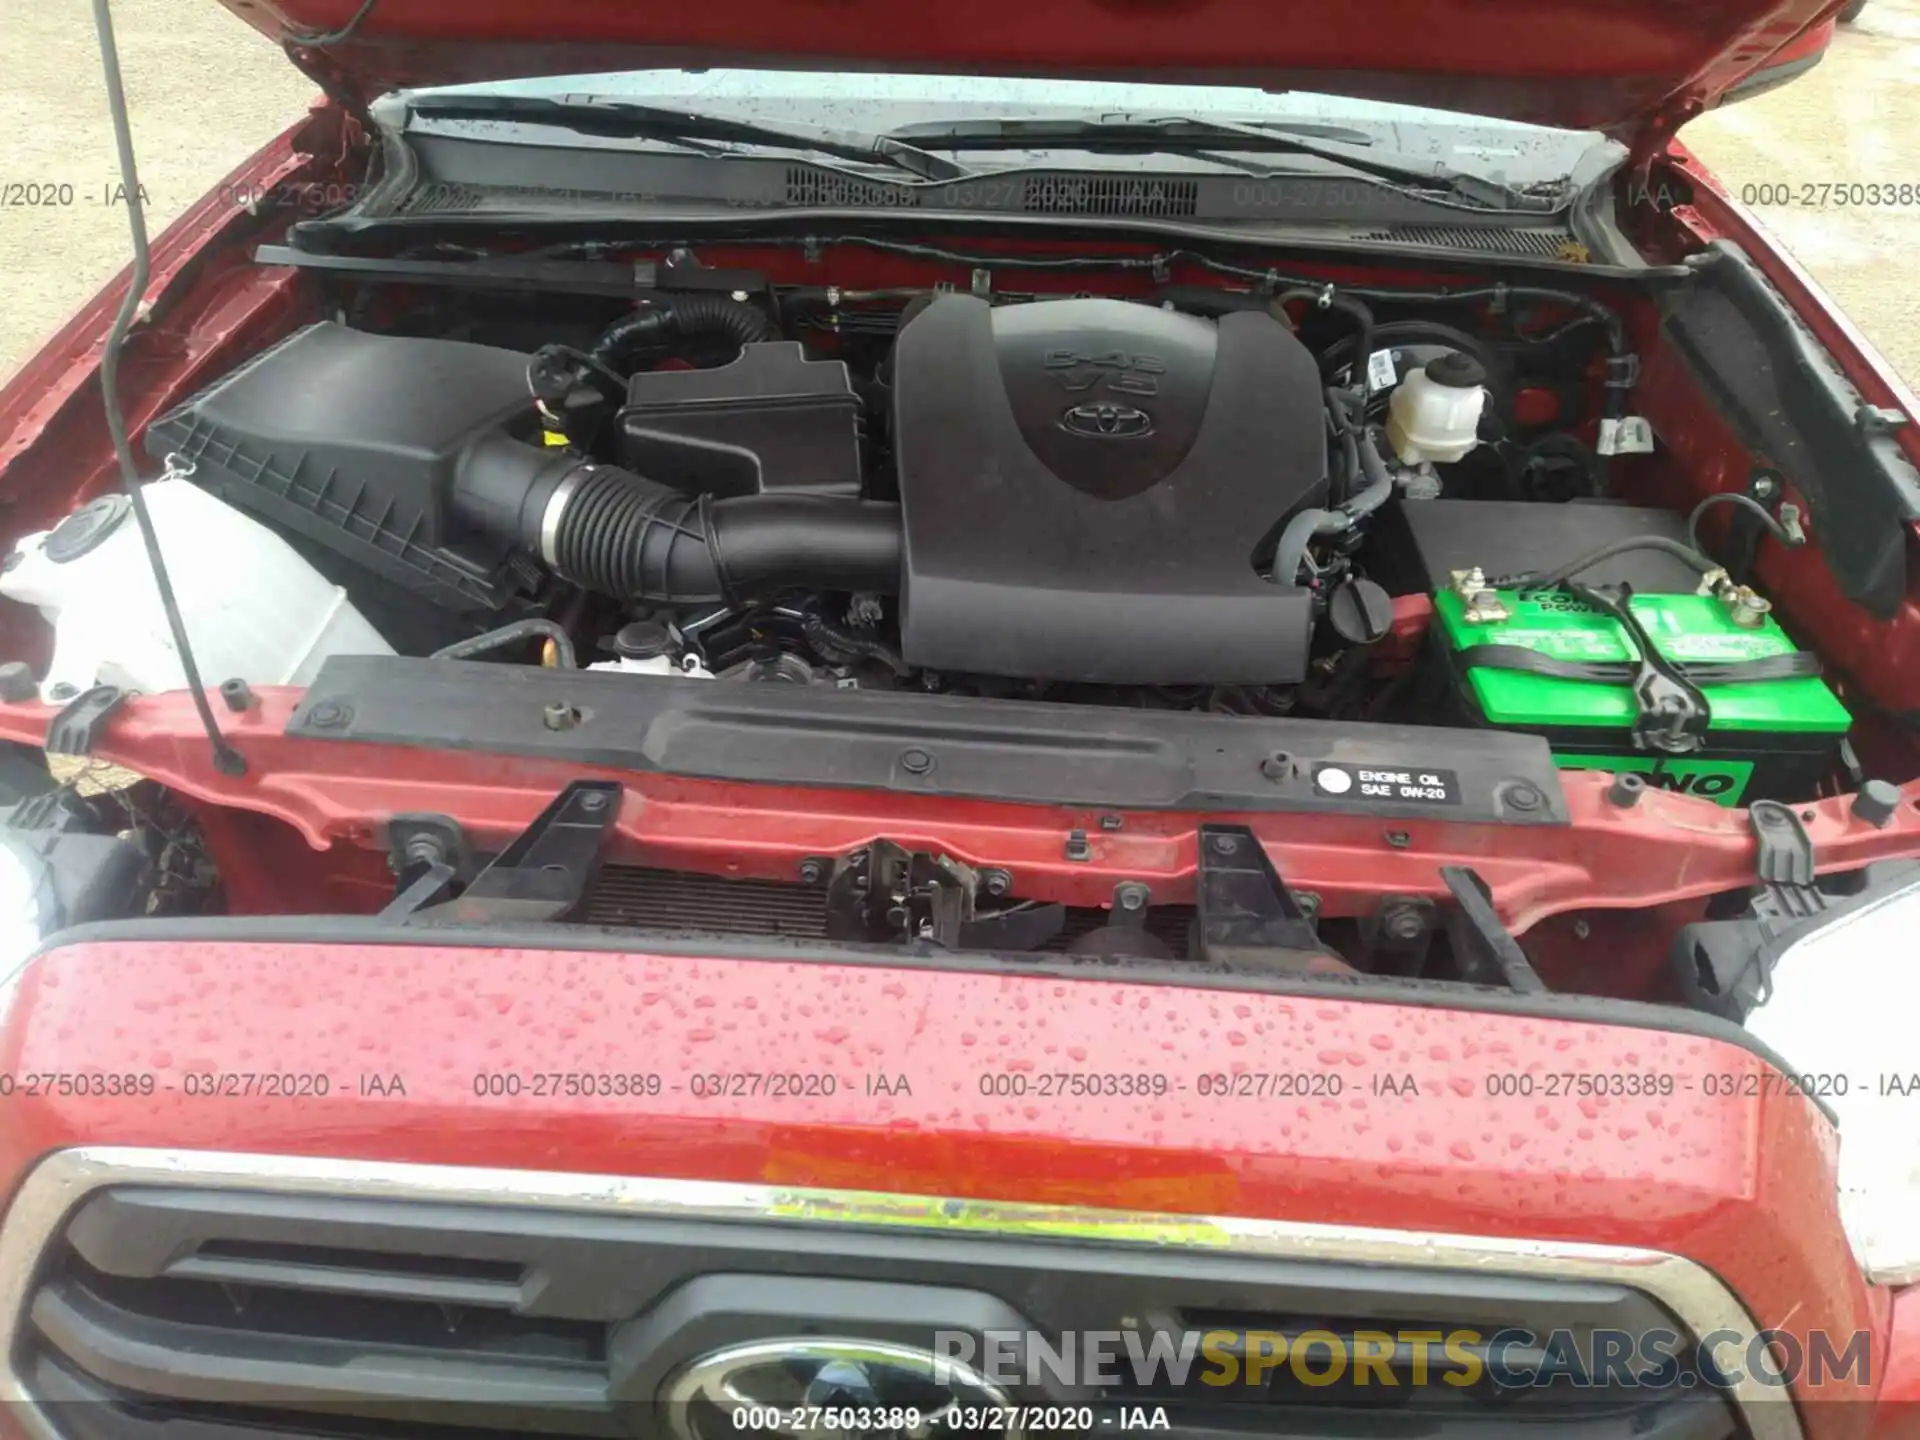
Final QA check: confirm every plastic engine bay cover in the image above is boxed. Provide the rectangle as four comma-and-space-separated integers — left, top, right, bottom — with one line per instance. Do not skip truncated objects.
890, 294, 1328, 684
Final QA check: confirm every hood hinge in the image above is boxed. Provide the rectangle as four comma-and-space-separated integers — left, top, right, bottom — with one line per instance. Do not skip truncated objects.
1626, 96, 1704, 199
283, 43, 375, 124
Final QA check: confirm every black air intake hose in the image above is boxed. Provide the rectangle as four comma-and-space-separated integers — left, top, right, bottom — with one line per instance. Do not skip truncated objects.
553, 465, 901, 605
591, 295, 772, 369
454, 438, 901, 607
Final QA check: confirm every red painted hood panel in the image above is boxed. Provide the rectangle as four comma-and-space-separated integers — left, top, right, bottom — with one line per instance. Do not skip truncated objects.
241, 0, 1836, 139
0, 935, 1873, 1377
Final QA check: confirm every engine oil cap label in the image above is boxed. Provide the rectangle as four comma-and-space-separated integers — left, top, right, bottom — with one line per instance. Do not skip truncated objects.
1315, 764, 1460, 804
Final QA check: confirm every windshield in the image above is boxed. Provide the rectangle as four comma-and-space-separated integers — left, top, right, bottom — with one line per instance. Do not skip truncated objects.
403, 69, 1606, 193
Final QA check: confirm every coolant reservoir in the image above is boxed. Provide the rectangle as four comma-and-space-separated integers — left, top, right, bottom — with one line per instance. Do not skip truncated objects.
0, 479, 393, 703
1385, 353, 1487, 466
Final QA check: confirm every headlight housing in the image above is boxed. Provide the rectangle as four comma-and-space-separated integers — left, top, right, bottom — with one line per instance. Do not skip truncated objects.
0, 810, 152, 988
0, 831, 53, 979
1743, 875, 1920, 1285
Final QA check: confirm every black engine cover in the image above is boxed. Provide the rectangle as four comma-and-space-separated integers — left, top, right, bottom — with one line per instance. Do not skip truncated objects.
890, 295, 1327, 684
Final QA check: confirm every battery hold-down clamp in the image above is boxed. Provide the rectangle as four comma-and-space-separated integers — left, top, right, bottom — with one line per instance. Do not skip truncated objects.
1567, 582, 1710, 753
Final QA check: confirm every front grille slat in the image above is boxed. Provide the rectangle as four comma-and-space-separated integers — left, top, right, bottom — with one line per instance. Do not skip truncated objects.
28, 1352, 624, 1440
165, 1255, 521, 1308
171, 1240, 526, 1307
18, 1182, 1742, 1440
30, 1279, 613, 1429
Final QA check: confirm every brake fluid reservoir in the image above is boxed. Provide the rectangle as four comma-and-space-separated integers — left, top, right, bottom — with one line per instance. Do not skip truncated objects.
0, 477, 393, 703
1385, 353, 1487, 465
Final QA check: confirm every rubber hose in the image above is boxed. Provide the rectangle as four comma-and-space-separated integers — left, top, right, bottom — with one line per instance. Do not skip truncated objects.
1323, 387, 1392, 520
1278, 288, 1375, 379
707, 494, 903, 598
1343, 426, 1395, 520
801, 612, 911, 676
547, 463, 901, 606
591, 294, 772, 367
1273, 507, 1348, 585
431, 618, 578, 669
1270, 438, 1388, 586
1331, 426, 1360, 506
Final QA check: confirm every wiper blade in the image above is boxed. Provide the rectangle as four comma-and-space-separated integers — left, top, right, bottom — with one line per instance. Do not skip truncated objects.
884, 114, 1565, 211
406, 93, 972, 183
889, 114, 1386, 147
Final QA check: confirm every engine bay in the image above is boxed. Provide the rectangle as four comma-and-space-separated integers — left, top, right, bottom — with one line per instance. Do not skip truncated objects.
7, 229, 1914, 1004
3, 247, 1855, 814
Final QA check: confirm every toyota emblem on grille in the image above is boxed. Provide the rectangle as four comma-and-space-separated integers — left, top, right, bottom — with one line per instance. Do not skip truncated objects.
662, 1337, 1019, 1440
1060, 402, 1154, 439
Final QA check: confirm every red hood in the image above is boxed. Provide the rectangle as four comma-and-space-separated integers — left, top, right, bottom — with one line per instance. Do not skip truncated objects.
249, 0, 1837, 147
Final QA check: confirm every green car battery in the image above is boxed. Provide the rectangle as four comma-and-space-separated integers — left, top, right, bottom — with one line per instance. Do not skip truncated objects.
1429, 587, 1851, 806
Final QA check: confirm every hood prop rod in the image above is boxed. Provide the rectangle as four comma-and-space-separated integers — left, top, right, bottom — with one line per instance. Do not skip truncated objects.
88, 0, 244, 776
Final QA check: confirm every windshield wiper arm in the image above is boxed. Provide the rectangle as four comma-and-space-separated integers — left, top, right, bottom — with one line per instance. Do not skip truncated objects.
883, 114, 1565, 211
406, 93, 972, 183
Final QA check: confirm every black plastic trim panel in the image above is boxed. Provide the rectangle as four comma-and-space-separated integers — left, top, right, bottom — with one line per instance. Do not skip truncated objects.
288, 655, 1570, 824
1662, 239, 1920, 616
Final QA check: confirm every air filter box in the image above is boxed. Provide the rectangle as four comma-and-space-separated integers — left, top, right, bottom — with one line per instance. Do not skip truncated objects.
145, 323, 546, 613
617, 341, 864, 498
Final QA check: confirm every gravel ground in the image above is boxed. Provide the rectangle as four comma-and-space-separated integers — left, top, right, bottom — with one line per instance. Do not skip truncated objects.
1, 2, 1915, 384
0, 0, 313, 383
1683, 0, 1920, 386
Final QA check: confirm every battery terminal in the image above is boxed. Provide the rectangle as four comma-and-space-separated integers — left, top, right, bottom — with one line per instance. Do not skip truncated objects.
1698, 567, 1773, 628
1449, 567, 1511, 624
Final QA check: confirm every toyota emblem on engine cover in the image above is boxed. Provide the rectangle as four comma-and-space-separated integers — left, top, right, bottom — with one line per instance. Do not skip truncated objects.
662, 1337, 1019, 1440
1060, 402, 1154, 439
